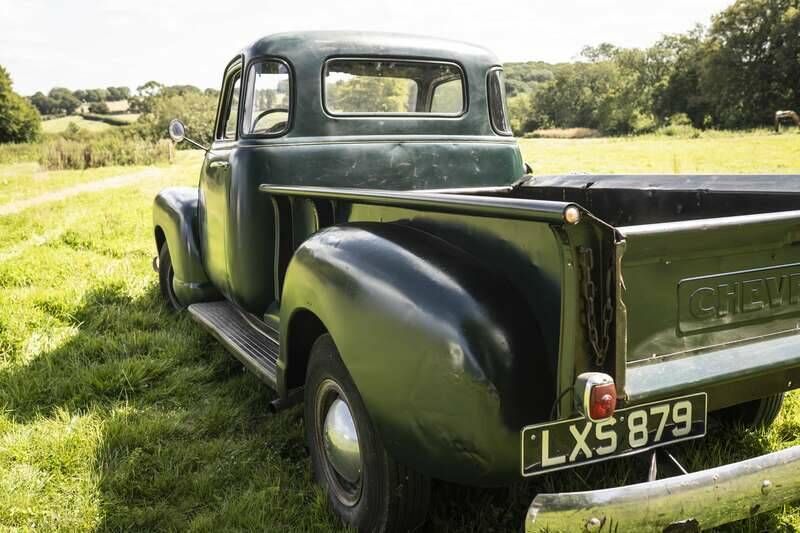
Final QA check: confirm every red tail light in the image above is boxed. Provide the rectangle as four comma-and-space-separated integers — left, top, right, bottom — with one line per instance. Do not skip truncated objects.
574, 372, 617, 421
589, 382, 617, 420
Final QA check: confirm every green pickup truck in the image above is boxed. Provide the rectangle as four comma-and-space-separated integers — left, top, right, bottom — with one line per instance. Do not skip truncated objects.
153, 31, 800, 532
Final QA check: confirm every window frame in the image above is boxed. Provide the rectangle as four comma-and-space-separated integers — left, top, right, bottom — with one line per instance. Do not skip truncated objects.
215, 58, 243, 141
321, 57, 468, 118
240, 56, 295, 139
486, 67, 513, 136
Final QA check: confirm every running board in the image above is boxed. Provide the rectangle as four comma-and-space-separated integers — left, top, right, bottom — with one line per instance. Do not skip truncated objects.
188, 301, 279, 387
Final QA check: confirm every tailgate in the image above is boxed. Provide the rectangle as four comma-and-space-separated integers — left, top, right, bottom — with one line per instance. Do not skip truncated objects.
616, 210, 800, 404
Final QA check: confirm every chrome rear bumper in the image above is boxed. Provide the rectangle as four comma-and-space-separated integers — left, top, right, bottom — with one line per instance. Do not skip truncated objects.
525, 445, 800, 532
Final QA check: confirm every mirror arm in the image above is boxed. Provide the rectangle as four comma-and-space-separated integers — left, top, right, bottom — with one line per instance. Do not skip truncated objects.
181, 137, 209, 152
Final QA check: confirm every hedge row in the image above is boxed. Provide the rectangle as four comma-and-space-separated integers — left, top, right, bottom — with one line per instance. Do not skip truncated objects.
79, 113, 133, 126
39, 134, 173, 170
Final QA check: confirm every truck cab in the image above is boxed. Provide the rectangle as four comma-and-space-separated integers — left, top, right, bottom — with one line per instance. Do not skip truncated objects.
165, 32, 522, 314
154, 31, 800, 533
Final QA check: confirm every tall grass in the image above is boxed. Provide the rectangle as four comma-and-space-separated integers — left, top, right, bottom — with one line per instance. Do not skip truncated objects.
0, 143, 41, 165
39, 134, 173, 170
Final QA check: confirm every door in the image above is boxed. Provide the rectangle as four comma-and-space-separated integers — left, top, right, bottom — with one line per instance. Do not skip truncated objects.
199, 60, 241, 298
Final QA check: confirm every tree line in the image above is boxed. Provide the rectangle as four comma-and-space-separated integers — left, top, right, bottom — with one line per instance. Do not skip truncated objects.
1, 0, 797, 144
504, 0, 800, 135
29, 86, 132, 116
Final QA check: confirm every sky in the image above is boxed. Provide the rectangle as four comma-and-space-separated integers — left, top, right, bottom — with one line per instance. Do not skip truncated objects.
0, 0, 734, 96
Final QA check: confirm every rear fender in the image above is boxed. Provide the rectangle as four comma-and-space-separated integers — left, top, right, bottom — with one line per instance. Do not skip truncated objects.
279, 222, 555, 485
153, 187, 219, 304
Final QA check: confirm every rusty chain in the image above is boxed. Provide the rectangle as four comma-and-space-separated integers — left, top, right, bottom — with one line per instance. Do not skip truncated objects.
578, 246, 614, 368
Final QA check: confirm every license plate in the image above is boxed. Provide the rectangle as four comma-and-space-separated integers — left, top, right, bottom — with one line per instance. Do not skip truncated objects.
521, 393, 707, 476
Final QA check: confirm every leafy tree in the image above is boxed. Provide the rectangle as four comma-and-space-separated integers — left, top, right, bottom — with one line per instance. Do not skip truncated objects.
651, 27, 710, 128
48, 87, 81, 114
580, 43, 619, 62
29, 91, 55, 115
504, 0, 800, 134
89, 101, 111, 114
106, 86, 131, 101
137, 81, 164, 98
508, 92, 543, 134
503, 61, 557, 96
532, 61, 624, 132
128, 96, 147, 113
701, 0, 800, 127
162, 85, 202, 97
0, 65, 41, 143
135, 89, 218, 147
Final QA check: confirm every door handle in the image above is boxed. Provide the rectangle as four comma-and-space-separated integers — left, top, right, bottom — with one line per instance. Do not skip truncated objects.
209, 161, 229, 169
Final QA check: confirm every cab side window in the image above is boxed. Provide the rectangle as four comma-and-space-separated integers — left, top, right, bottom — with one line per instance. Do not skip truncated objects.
224, 76, 241, 139
487, 68, 512, 136
242, 60, 291, 136
218, 67, 242, 140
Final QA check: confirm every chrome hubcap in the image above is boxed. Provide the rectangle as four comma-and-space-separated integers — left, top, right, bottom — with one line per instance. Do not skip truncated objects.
316, 380, 363, 506
323, 398, 362, 484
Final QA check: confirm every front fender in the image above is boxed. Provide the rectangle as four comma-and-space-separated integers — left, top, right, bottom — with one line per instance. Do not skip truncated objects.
153, 187, 219, 304
279, 222, 555, 485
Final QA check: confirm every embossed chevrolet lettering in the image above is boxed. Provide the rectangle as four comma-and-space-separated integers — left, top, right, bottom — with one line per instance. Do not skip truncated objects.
679, 263, 800, 333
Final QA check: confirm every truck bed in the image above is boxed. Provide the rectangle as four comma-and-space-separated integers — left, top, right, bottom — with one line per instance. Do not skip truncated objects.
515, 174, 800, 409
517, 174, 800, 226
261, 175, 800, 415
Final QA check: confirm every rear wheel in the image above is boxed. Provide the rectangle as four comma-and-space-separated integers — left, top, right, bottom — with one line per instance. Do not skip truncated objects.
158, 243, 183, 311
304, 334, 430, 533
714, 393, 784, 429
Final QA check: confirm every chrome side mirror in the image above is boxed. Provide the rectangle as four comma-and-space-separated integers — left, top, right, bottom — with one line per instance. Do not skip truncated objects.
168, 118, 186, 142
166, 118, 208, 151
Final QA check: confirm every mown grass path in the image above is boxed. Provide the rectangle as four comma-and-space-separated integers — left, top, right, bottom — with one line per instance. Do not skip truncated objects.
0, 139, 798, 532
0, 168, 159, 216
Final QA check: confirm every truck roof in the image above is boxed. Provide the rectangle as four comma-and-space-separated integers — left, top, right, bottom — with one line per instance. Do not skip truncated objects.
227, 30, 512, 141
243, 31, 500, 67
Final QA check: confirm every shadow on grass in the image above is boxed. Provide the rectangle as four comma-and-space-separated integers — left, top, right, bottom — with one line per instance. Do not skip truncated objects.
1, 282, 796, 531
0, 283, 345, 532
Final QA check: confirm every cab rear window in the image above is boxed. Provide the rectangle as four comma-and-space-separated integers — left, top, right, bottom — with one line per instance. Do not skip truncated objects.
324, 59, 465, 116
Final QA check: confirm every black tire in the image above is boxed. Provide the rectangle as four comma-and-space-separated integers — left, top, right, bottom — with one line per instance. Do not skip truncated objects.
304, 334, 430, 533
714, 393, 785, 429
158, 243, 183, 311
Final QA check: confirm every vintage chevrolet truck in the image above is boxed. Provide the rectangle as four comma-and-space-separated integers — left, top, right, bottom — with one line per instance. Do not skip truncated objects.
153, 31, 800, 532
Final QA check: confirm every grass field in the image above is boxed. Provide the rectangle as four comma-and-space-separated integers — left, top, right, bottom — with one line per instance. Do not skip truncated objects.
0, 162, 154, 205
42, 116, 113, 134
519, 129, 800, 174
106, 113, 140, 124
0, 134, 799, 532
41, 114, 140, 134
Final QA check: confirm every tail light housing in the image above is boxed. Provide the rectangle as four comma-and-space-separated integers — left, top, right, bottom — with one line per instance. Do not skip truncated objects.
575, 372, 617, 421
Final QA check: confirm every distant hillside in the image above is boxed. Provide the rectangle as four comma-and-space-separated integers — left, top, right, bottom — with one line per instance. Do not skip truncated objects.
502, 61, 565, 96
